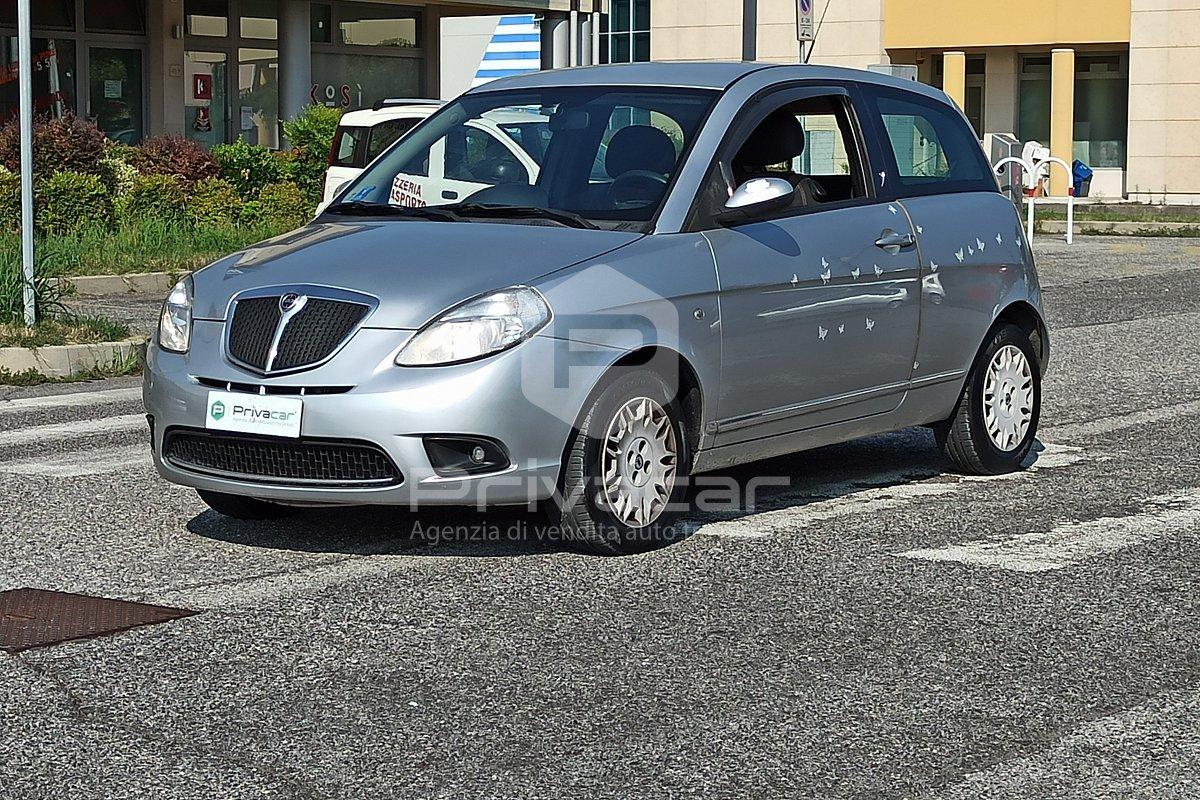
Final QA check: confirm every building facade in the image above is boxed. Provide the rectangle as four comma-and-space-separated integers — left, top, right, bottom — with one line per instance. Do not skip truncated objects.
1, 0, 602, 149
651, 0, 1200, 203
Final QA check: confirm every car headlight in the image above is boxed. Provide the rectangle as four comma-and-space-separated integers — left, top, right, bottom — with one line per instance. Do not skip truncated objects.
158, 275, 193, 353
396, 286, 550, 367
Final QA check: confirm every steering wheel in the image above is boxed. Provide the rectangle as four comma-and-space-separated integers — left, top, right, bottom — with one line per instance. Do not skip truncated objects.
609, 170, 669, 210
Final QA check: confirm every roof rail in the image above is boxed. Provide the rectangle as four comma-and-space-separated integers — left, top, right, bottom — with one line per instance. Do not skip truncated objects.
371, 98, 445, 110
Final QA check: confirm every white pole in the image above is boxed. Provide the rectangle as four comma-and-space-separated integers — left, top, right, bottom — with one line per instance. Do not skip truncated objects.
1066, 193, 1075, 245
18, 0, 36, 326
1027, 195, 1035, 243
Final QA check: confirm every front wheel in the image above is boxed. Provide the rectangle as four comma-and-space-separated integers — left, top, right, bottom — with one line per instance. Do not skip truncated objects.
936, 324, 1042, 475
551, 370, 692, 555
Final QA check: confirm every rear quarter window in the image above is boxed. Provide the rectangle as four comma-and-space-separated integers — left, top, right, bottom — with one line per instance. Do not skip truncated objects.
865, 86, 996, 197
330, 126, 366, 168
366, 118, 422, 162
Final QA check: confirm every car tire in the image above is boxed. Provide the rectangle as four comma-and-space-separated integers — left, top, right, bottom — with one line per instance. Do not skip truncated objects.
552, 370, 692, 556
936, 323, 1042, 475
197, 490, 295, 520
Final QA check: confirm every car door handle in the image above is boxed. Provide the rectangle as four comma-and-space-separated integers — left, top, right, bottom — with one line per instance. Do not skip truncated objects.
875, 229, 916, 253
442, 190, 460, 200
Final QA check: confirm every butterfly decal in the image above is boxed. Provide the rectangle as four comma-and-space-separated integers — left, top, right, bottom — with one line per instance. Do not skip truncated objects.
838, 323, 846, 334
874, 264, 883, 277
888, 205, 898, 215
916, 225, 924, 234
996, 233, 1003, 245
976, 237, 986, 252
866, 318, 875, 332
820, 257, 831, 285
791, 273, 799, 288
879, 171, 887, 187
818, 326, 828, 341
955, 248, 965, 263
929, 261, 939, 272
851, 267, 861, 280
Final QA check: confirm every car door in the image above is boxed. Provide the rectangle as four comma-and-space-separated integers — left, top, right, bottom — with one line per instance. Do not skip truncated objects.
697, 86, 921, 446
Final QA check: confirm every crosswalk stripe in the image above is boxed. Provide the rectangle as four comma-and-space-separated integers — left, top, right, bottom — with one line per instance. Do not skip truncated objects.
0, 387, 142, 416
698, 443, 1088, 539
1045, 399, 1200, 441
899, 488, 1200, 572
0, 444, 151, 477
0, 414, 147, 447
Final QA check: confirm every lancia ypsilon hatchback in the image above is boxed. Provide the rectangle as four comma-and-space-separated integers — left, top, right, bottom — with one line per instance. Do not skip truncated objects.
145, 62, 1048, 555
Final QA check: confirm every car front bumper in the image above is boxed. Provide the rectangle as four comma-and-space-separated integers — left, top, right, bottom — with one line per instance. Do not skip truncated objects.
144, 320, 615, 508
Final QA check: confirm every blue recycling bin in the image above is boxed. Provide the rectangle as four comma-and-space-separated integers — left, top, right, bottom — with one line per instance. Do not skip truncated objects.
1072, 159, 1094, 197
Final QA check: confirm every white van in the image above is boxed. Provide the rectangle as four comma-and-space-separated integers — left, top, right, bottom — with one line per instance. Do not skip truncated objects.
323, 100, 444, 204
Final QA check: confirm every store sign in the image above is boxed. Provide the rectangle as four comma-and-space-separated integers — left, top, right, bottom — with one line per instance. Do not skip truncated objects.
796, 0, 815, 41
193, 73, 212, 101
311, 83, 357, 108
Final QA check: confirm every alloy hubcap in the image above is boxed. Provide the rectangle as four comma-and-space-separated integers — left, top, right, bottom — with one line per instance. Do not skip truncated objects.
602, 397, 678, 528
983, 344, 1035, 451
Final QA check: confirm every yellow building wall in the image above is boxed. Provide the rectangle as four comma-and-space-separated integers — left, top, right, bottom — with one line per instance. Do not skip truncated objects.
884, 0, 1131, 49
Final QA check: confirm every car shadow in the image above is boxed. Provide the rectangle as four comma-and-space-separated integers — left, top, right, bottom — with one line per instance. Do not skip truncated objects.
188, 428, 1051, 556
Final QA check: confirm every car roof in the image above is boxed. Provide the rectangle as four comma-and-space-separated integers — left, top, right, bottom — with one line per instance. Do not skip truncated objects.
338, 103, 441, 127
468, 61, 948, 103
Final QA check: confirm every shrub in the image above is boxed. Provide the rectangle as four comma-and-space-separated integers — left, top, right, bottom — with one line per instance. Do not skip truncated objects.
123, 174, 188, 226
0, 113, 107, 177
0, 167, 18, 232
36, 171, 112, 235
212, 138, 282, 200
98, 142, 141, 214
189, 177, 243, 228
242, 181, 310, 231
134, 135, 220, 185
282, 105, 341, 203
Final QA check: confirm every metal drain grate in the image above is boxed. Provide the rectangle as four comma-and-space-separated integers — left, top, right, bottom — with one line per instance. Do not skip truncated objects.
0, 588, 197, 653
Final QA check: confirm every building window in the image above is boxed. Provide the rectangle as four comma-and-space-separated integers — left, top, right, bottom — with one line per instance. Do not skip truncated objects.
602, 0, 650, 64
84, 0, 147, 34
1074, 53, 1127, 169
0, 37, 76, 124
0, 0, 75, 30
1017, 55, 1051, 148
338, 5, 420, 48
185, 0, 229, 37
240, 0, 278, 40
931, 54, 986, 137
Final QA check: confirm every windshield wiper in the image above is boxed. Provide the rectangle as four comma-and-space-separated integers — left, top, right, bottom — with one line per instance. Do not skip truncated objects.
443, 203, 600, 230
324, 201, 462, 222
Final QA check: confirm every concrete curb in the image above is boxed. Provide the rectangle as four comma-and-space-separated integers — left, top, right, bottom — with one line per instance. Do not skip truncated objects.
1037, 220, 1200, 236
59, 272, 177, 297
0, 337, 148, 379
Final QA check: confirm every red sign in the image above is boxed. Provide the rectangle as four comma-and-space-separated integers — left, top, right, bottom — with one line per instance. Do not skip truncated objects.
193, 73, 212, 101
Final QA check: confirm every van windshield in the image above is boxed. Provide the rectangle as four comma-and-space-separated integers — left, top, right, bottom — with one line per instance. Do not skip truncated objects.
335, 86, 718, 229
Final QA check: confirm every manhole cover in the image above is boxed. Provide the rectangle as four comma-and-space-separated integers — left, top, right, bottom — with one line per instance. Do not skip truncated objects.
0, 588, 197, 653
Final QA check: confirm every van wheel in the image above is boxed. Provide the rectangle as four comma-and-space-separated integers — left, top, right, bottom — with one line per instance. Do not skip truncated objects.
936, 324, 1041, 475
552, 370, 691, 555
197, 490, 295, 520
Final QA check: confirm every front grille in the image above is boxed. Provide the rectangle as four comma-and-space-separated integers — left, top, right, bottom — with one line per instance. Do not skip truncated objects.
274, 299, 369, 371
195, 377, 353, 396
227, 295, 369, 374
163, 428, 401, 488
227, 297, 280, 371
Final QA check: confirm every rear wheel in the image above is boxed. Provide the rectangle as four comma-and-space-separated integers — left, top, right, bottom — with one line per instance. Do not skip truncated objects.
197, 490, 295, 520
936, 324, 1041, 475
551, 370, 691, 555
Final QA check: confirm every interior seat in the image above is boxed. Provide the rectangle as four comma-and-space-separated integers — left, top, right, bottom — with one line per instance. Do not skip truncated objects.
732, 109, 827, 207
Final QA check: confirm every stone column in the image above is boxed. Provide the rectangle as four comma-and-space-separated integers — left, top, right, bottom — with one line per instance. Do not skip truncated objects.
942, 51, 967, 111
278, 0, 312, 135
540, 11, 571, 70
1050, 48, 1076, 196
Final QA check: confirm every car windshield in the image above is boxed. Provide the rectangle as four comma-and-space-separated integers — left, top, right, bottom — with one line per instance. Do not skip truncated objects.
335, 86, 718, 230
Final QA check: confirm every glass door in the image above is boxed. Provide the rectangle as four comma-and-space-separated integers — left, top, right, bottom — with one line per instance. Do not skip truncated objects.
185, 50, 229, 148
88, 46, 144, 143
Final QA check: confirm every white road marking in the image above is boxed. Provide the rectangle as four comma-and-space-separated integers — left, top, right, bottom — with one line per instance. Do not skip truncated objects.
698, 444, 1089, 540
0, 413, 147, 447
0, 387, 141, 416
1045, 399, 1200, 441
0, 444, 150, 477
899, 489, 1200, 572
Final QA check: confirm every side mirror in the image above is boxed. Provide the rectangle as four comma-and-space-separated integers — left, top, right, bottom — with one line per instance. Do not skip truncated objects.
716, 177, 795, 224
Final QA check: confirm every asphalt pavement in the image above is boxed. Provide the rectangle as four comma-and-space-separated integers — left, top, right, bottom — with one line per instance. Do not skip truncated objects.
2, 235, 1200, 799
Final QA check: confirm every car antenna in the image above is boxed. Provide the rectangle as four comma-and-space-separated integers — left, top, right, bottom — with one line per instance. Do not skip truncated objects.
803, 0, 833, 64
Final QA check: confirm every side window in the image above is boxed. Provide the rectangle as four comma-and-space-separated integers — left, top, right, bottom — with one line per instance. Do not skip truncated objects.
366, 118, 420, 162
444, 126, 531, 186
727, 94, 867, 206
870, 90, 993, 193
330, 126, 365, 168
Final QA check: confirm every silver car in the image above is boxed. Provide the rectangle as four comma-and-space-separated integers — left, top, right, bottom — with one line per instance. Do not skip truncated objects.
145, 63, 1048, 555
